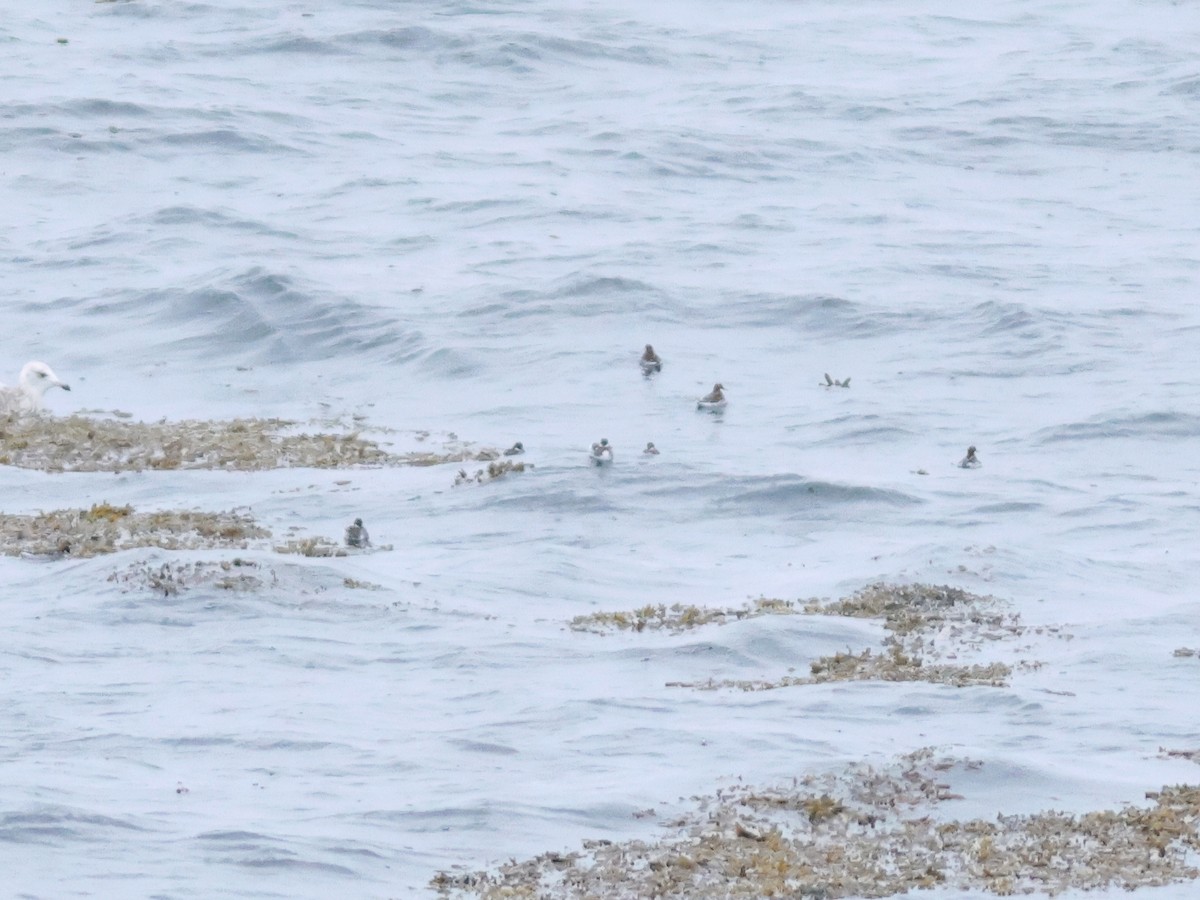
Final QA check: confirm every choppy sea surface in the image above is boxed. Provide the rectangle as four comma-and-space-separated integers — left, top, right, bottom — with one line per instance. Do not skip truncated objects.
2, 0, 1200, 896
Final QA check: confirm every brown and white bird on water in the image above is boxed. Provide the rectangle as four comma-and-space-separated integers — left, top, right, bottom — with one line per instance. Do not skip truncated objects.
640, 344, 662, 375
345, 518, 371, 548
590, 438, 614, 465
958, 446, 981, 469
0, 361, 71, 415
696, 382, 726, 410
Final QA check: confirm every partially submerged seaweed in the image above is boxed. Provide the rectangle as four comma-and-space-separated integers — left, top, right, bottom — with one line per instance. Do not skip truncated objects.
1161, 748, 1200, 765
0, 414, 499, 472
670, 648, 1012, 691
434, 749, 1200, 898
107, 557, 387, 596
453, 459, 531, 486
571, 598, 797, 634
272, 533, 395, 557
582, 583, 1060, 691
1, 505, 269, 559
273, 536, 352, 558
801, 582, 1018, 638
108, 557, 271, 596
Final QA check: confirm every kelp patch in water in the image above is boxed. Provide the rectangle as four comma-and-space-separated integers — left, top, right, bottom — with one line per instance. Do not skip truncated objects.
580, 583, 1064, 691
434, 748, 1200, 898
273, 536, 353, 558
107, 556, 387, 596
2, 504, 269, 559
669, 583, 1056, 690
678, 648, 1014, 690
571, 598, 798, 634
453, 459, 532, 486
0, 414, 498, 472
108, 557, 271, 595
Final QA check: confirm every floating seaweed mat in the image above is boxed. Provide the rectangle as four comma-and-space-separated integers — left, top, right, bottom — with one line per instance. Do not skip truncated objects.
1, 503, 270, 559
570, 598, 798, 634
433, 749, 1200, 898
0, 414, 497, 472
453, 459, 532, 487
574, 584, 1066, 690
108, 556, 385, 596
272, 536, 396, 557
109, 557, 273, 596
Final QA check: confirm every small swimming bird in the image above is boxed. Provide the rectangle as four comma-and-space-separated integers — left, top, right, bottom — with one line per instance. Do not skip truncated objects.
697, 382, 727, 409
822, 373, 851, 388
643, 442, 660, 455
503, 442, 525, 456
958, 446, 981, 469
640, 344, 662, 374
344, 518, 371, 548
591, 438, 614, 465
0, 361, 71, 415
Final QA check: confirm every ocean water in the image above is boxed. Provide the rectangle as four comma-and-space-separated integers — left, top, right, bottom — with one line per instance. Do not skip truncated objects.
2, 0, 1200, 896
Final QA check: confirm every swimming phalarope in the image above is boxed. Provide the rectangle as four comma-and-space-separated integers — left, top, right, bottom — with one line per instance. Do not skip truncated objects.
344, 518, 371, 548
696, 382, 727, 410
640, 344, 662, 375
591, 438, 614, 465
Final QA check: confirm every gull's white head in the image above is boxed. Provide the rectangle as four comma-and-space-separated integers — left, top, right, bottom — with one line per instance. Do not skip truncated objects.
17, 361, 71, 410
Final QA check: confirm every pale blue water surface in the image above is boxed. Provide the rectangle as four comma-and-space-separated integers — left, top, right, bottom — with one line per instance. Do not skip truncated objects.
2, 0, 1199, 896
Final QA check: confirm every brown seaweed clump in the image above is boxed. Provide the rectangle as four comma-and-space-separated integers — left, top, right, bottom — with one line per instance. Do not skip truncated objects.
671, 646, 1012, 692
272, 529, 393, 557
581, 583, 1065, 691
108, 557, 271, 596
801, 582, 1016, 637
433, 749, 1200, 899
571, 598, 797, 634
273, 536, 352, 558
107, 557, 387, 596
1, 505, 270, 559
1161, 748, 1200, 765
453, 459, 531, 486
0, 414, 500, 473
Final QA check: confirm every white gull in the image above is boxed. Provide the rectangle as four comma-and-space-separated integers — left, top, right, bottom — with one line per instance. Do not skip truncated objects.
0, 361, 71, 415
